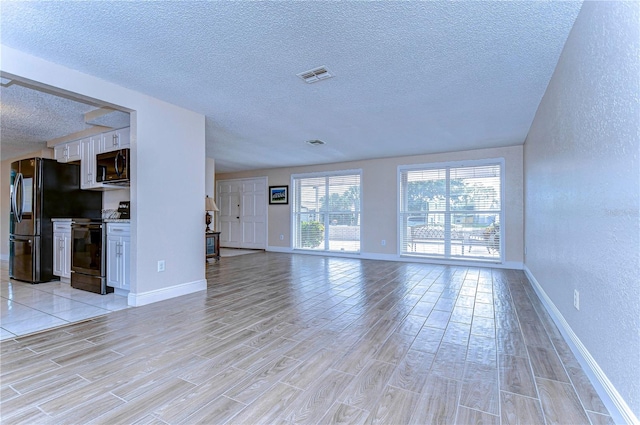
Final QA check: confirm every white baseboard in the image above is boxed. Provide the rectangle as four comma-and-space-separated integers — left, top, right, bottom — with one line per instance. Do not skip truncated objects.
524, 265, 637, 425
127, 279, 206, 307
0, 254, 8, 261
266, 246, 523, 270
113, 288, 129, 297
266, 246, 294, 253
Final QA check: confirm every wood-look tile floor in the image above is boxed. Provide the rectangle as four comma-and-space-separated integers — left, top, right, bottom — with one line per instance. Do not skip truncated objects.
0, 253, 612, 424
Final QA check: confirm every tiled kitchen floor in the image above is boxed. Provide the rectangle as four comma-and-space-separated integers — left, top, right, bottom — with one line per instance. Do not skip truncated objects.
0, 261, 129, 340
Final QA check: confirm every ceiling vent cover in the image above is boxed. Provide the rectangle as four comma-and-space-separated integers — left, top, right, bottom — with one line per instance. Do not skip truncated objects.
306, 139, 326, 146
297, 66, 333, 83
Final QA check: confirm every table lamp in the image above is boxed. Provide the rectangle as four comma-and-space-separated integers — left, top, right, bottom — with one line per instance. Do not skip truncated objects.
205, 196, 219, 233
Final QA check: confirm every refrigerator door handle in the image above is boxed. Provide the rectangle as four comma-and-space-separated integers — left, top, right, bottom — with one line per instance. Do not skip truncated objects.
14, 173, 24, 223
10, 178, 16, 218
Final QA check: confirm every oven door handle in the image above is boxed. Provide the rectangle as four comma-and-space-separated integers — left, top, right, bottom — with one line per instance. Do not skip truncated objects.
73, 223, 103, 230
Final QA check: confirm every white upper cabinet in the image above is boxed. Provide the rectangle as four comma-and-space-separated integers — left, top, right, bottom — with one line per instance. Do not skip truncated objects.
80, 135, 119, 190
80, 137, 97, 189
54, 127, 130, 191
54, 139, 82, 163
100, 128, 130, 153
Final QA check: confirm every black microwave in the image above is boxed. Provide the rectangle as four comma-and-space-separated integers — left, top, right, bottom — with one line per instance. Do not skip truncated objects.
96, 149, 130, 186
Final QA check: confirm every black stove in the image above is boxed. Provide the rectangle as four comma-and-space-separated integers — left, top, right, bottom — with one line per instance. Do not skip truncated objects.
70, 219, 112, 294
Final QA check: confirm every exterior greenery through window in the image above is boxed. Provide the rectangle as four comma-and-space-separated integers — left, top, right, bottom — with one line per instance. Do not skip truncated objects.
292, 171, 361, 252
400, 161, 503, 262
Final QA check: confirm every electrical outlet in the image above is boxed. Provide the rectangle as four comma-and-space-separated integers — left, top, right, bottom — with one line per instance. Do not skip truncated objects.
574, 289, 579, 310
280, 234, 284, 240
381, 239, 386, 246
157, 260, 165, 272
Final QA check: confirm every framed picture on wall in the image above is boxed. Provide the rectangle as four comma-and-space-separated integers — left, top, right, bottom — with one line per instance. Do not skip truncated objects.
269, 186, 288, 204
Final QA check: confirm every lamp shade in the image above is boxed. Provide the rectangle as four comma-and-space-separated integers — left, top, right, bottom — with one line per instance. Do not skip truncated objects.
205, 196, 219, 212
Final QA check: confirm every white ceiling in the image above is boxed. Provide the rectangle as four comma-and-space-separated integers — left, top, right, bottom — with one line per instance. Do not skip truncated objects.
0, 1, 583, 172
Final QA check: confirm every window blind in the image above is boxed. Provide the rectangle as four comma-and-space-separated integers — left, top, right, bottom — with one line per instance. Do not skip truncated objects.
400, 162, 502, 261
293, 171, 361, 252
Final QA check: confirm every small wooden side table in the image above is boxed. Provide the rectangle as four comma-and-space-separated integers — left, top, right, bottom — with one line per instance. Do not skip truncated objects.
206, 231, 221, 261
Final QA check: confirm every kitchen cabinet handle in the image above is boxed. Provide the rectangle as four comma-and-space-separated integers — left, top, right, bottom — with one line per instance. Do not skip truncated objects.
112, 134, 118, 147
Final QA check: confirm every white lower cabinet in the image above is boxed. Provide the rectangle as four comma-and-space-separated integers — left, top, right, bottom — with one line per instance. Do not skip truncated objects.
52, 222, 72, 282
107, 223, 130, 293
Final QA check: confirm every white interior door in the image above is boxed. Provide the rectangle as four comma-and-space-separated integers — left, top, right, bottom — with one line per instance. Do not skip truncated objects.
218, 186, 241, 248
217, 177, 267, 249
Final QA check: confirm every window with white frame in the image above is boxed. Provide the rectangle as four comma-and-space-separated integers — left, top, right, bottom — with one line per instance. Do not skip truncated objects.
292, 170, 361, 252
399, 160, 503, 262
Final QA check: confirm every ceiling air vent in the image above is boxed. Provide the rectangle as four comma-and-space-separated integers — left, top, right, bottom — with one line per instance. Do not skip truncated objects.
297, 66, 333, 83
306, 139, 326, 146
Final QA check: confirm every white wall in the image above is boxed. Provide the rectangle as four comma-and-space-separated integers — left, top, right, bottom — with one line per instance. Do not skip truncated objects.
1, 46, 207, 304
205, 157, 215, 198
102, 189, 130, 212
218, 145, 524, 268
524, 2, 639, 421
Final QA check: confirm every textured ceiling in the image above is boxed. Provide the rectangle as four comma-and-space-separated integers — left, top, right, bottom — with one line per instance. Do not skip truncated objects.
0, 1, 583, 171
0, 82, 97, 159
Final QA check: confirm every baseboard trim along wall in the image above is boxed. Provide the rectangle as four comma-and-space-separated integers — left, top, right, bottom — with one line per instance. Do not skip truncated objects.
0, 254, 8, 261
127, 279, 207, 307
524, 265, 637, 425
266, 246, 523, 270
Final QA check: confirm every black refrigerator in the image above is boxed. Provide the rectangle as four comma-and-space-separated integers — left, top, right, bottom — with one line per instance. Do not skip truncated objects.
9, 158, 102, 283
